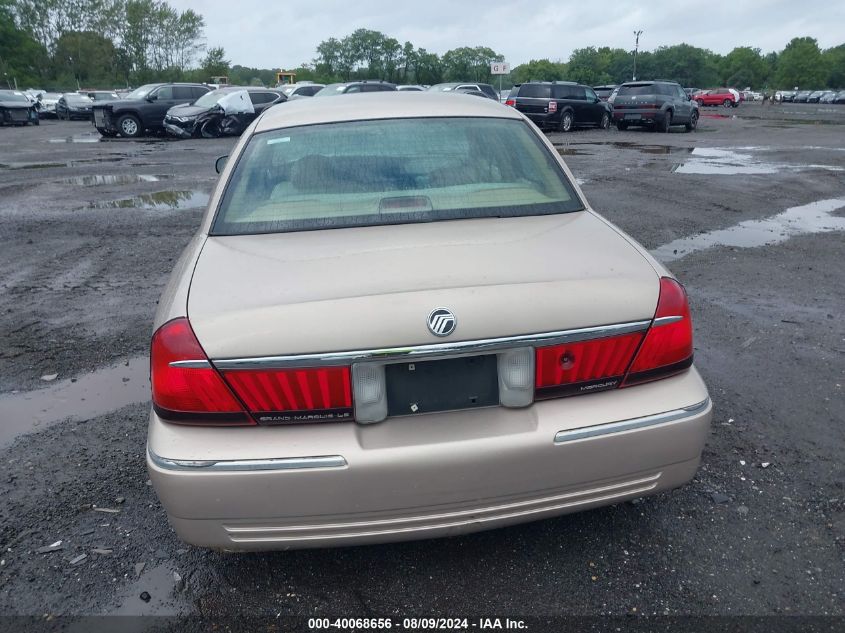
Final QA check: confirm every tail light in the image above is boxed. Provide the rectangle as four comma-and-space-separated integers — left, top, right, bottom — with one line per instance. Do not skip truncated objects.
150, 318, 252, 425
505, 99, 515, 106
548, 100, 558, 113
623, 277, 693, 386
151, 318, 354, 425
223, 367, 353, 424
535, 277, 694, 400
535, 333, 644, 399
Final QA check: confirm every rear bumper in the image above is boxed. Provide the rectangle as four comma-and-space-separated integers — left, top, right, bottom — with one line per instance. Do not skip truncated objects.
148, 368, 711, 550
613, 109, 666, 124
523, 112, 557, 128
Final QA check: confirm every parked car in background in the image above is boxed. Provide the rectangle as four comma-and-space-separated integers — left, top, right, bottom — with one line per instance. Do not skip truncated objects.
793, 90, 812, 103
87, 90, 120, 102
56, 93, 94, 120
397, 85, 426, 91
612, 80, 698, 132
592, 85, 617, 101
146, 91, 711, 550
35, 92, 61, 117
505, 81, 612, 132
278, 83, 324, 98
693, 88, 738, 108
0, 90, 40, 126
314, 80, 397, 96
806, 90, 825, 103
818, 91, 837, 103
164, 87, 286, 138
833, 91, 845, 104
683, 87, 700, 97
777, 90, 796, 102
92, 82, 210, 137
428, 82, 499, 100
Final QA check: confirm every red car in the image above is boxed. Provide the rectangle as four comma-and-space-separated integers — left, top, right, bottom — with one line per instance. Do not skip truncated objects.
693, 88, 739, 108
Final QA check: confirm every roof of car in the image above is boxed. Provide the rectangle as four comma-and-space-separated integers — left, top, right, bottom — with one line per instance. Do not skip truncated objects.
256, 92, 518, 132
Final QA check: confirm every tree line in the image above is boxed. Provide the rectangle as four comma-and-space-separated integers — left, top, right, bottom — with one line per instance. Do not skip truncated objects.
513, 39, 844, 90
2, 2, 843, 91
1, 0, 207, 88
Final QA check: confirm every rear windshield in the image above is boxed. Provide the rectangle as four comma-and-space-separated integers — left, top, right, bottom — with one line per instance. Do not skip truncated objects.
594, 87, 614, 97
211, 117, 582, 236
617, 84, 657, 96
518, 84, 552, 98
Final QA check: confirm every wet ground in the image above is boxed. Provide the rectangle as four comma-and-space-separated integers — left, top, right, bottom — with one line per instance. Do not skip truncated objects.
0, 102, 843, 620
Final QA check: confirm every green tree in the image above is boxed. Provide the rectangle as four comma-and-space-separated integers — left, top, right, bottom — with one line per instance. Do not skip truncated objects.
1, 0, 49, 86
414, 48, 442, 85
200, 46, 229, 78
510, 58, 566, 84
774, 37, 828, 88
647, 44, 720, 87
822, 44, 845, 88
441, 46, 503, 82
53, 30, 118, 85
720, 47, 768, 88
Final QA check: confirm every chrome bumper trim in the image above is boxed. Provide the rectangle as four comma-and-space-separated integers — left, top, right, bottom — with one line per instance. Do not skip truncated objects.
554, 398, 710, 444
147, 449, 347, 472
213, 320, 652, 370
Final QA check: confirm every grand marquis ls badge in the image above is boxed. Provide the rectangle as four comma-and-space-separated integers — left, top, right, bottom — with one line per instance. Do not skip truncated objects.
427, 308, 457, 337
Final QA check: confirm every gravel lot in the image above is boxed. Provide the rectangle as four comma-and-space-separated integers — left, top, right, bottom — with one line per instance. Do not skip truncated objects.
0, 103, 843, 620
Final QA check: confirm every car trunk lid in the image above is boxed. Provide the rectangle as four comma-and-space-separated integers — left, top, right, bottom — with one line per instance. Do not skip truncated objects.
188, 212, 660, 360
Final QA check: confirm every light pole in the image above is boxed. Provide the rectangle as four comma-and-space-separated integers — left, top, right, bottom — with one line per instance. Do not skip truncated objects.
633, 30, 643, 81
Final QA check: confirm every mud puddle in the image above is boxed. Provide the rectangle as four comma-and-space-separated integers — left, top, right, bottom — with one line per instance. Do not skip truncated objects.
557, 141, 694, 155
48, 133, 102, 144
88, 190, 210, 210
651, 198, 845, 262
672, 147, 845, 175
58, 174, 169, 186
0, 356, 149, 448
111, 563, 189, 616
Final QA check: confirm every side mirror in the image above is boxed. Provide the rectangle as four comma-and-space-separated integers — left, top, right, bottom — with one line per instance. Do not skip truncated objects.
215, 155, 228, 174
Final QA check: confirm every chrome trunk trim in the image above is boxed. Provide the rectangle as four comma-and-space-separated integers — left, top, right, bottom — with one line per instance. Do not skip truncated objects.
213, 320, 652, 370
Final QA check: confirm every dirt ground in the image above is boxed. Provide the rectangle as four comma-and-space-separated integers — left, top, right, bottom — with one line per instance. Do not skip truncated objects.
0, 102, 843, 622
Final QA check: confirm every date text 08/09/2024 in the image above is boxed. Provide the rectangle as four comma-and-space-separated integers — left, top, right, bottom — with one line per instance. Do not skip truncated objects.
307, 618, 528, 630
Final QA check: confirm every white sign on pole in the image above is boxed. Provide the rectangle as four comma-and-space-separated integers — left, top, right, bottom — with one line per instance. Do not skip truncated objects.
490, 62, 510, 75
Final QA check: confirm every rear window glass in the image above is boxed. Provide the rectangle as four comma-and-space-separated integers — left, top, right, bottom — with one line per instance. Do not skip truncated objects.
212, 117, 582, 236
518, 84, 552, 98
617, 84, 657, 96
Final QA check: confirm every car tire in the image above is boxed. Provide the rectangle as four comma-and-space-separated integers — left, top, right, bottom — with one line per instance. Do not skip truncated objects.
723, 99, 732, 108
616, 121, 628, 131
660, 111, 672, 133
598, 112, 610, 130
559, 111, 574, 133
200, 119, 221, 138
117, 114, 142, 138
685, 111, 698, 132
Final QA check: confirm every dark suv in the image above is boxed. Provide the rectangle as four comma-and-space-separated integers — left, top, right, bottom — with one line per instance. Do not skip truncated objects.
505, 82, 612, 132
612, 81, 698, 132
93, 82, 210, 137
314, 80, 397, 96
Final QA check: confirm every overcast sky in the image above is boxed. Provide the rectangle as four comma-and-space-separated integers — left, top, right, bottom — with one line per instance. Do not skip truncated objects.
170, 0, 844, 69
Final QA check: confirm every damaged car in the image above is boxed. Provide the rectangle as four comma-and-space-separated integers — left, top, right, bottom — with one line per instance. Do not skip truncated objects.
93, 83, 210, 138
0, 90, 40, 126
164, 87, 286, 139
